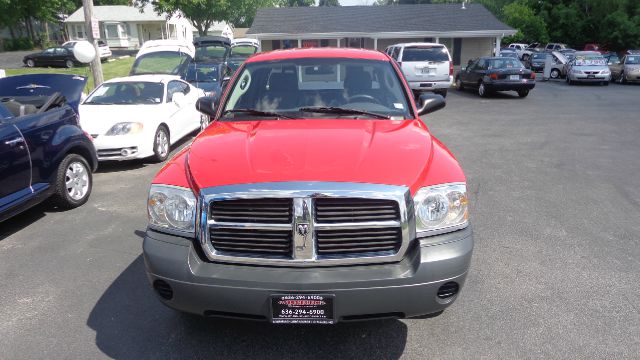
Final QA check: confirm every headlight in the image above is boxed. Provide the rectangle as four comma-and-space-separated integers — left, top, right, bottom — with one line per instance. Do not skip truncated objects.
106, 122, 143, 136
414, 183, 468, 240
148, 185, 197, 234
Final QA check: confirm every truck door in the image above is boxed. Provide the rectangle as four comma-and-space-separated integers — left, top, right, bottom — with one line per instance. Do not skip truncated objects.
0, 122, 31, 207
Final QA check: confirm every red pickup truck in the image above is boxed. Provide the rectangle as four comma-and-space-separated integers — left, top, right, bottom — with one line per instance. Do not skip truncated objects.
143, 48, 473, 324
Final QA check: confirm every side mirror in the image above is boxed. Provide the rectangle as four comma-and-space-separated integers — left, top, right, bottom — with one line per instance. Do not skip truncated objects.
172, 92, 186, 107
196, 96, 217, 117
417, 93, 445, 116
221, 76, 231, 89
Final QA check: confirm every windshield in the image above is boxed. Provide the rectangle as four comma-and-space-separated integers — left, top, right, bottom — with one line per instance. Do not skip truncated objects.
84, 82, 164, 105
185, 64, 219, 82
131, 51, 191, 75
222, 58, 411, 120
402, 46, 449, 62
626, 56, 639, 64
574, 54, 606, 66
487, 58, 524, 69
230, 45, 258, 59
194, 45, 229, 62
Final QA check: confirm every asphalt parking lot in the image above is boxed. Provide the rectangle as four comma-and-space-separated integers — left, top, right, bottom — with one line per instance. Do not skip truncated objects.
1, 80, 638, 359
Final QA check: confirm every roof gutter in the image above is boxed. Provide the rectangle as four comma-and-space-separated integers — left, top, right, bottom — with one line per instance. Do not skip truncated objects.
248, 30, 517, 40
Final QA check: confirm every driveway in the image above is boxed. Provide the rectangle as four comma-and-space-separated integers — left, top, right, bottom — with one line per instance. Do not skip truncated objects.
0, 81, 638, 359
0, 50, 32, 69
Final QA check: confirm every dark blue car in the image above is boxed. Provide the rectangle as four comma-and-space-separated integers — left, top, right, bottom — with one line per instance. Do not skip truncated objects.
0, 74, 98, 222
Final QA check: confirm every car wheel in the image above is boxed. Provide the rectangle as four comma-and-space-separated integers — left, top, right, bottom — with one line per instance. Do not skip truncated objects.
455, 78, 464, 91
65, 59, 74, 68
51, 154, 92, 209
26, 59, 35, 68
550, 69, 560, 79
152, 125, 170, 162
517, 89, 529, 98
200, 114, 209, 132
478, 82, 488, 97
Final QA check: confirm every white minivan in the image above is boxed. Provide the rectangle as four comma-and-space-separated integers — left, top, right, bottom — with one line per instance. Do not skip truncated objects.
385, 42, 453, 97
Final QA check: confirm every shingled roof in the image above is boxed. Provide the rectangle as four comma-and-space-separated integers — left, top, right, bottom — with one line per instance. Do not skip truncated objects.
248, 4, 514, 37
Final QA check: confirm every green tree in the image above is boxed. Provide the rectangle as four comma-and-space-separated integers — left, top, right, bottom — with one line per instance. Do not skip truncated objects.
138, 0, 230, 36
501, 1, 548, 43
319, 0, 340, 6
278, 0, 314, 6
226, 0, 277, 27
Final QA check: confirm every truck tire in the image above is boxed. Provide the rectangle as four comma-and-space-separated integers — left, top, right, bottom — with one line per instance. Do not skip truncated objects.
51, 154, 92, 209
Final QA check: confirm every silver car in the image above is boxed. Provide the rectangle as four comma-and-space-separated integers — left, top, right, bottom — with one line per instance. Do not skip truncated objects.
566, 51, 611, 85
610, 53, 640, 83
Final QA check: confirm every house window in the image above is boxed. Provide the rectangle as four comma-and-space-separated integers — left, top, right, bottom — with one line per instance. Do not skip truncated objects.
74, 25, 86, 39
105, 23, 127, 39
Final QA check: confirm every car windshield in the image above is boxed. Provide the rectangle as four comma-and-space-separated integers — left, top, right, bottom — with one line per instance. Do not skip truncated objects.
194, 45, 229, 62
222, 58, 411, 120
574, 54, 606, 66
84, 81, 164, 105
230, 45, 258, 59
626, 56, 639, 64
487, 58, 524, 69
185, 64, 219, 82
131, 51, 191, 75
402, 46, 449, 62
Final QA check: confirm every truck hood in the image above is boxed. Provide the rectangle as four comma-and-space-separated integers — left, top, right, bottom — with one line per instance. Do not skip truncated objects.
186, 119, 433, 191
0, 74, 87, 113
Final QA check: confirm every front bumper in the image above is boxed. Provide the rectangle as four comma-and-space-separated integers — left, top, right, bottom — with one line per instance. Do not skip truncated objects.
143, 226, 474, 322
569, 73, 610, 82
91, 133, 153, 161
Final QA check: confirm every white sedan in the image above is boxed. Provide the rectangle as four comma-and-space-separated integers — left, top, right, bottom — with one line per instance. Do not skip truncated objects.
80, 75, 205, 162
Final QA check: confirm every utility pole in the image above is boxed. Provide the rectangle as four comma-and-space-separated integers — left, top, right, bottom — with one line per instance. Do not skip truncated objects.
82, 0, 104, 87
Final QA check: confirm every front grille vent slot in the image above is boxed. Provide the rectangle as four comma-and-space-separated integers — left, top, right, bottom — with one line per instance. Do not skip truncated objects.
314, 198, 400, 223
210, 228, 292, 256
316, 227, 402, 256
211, 198, 293, 224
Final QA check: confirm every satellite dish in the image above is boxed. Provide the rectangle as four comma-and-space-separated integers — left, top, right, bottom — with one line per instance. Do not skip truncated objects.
73, 41, 96, 63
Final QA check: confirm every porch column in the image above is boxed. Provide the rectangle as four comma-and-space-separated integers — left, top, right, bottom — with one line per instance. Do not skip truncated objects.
495, 35, 502, 56
298, 39, 302, 48
373, 38, 378, 50
435, 37, 439, 43
337, 38, 341, 47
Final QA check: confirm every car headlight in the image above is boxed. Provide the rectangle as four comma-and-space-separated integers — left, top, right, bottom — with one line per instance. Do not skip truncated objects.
414, 183, 468, 240
148, 185, 197, 234
106, 122, 143, 136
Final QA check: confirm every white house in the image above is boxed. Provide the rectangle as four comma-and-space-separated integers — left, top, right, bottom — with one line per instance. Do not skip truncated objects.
65, 5, 197, 49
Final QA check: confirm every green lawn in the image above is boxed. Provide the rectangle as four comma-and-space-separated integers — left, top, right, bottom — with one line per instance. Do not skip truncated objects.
5, 57, 135, 91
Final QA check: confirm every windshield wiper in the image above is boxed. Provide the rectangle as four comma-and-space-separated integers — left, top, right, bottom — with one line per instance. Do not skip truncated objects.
299, 106, 391, 119
223, 108, 293, 119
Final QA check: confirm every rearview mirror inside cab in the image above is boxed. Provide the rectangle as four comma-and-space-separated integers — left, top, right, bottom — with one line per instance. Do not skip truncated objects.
417, 93, 446, 116
196, 96, 217, 117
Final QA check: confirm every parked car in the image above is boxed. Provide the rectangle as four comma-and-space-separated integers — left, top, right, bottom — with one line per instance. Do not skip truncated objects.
518, 43, 542, 61
23, 47, 82, 68
609, 53, 640, 83
530, 52, 547, 72
455, 57, 535, 97
0, 74, 98, 222
79, 75, 205, 162
566, 51, 611, 85
545, 43, 568, 52
184, 62, 232, 99
499, 49, 519, 59
143, 48, 472, 324
193, 36, 231, 64
548, 51, 570, 79
603, 52, 620, 65
63, 40, 112, 61
130, 39, 195, 77
228, 38, 260, 73
386, 42, 453, 97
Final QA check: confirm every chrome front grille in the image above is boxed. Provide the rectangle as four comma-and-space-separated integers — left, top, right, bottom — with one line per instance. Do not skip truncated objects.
210, 227, 292, 255
199, 182, 414, 266
316, 227, 402, 256
211, 198, 292, 224
314, 198, 400, 223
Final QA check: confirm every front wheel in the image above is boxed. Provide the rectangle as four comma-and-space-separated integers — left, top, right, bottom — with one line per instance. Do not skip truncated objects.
517, 89, 529, 98
478, 82, 488, 97
51, 154, 92, 209
152, 126, 170, 163
550, 69, 560, 79
26, 59, 35, 67
65, 59, 74, 68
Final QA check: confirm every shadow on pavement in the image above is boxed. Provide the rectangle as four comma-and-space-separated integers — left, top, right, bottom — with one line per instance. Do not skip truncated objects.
87, 255, 408, 360
0, 204, 47, 240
